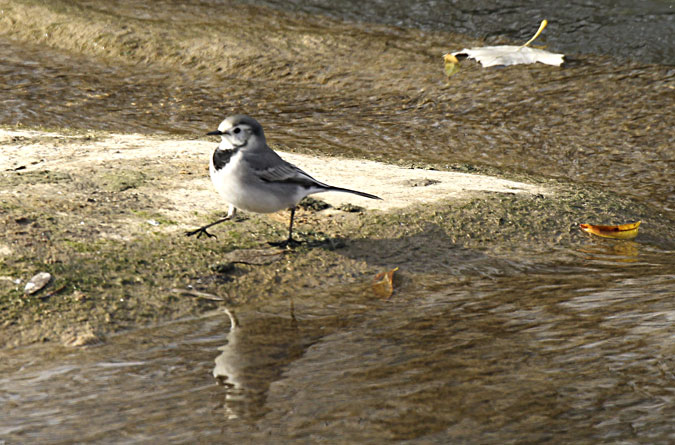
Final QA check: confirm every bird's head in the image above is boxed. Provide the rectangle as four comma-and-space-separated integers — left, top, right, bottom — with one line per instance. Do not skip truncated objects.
208, 115, 266, 150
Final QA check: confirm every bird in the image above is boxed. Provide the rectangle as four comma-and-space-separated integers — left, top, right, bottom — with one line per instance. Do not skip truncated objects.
186, 115, 381, 247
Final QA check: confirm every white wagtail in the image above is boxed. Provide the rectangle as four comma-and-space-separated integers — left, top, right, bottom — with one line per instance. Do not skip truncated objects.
186, 115, 381, 246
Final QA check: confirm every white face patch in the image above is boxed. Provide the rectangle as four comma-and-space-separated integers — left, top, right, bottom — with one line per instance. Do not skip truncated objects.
217, 122, 252, 150
218, 137, 237, 151
229, 126, 249, 146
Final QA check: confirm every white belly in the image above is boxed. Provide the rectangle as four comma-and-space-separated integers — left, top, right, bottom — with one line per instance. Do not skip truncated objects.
209, 150, 304, 213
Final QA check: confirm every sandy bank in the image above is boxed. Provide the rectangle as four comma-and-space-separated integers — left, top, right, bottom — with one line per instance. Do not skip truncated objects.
1, 129, 547, 220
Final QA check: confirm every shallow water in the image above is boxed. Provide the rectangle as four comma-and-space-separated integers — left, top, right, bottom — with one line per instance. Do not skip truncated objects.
1, 242, 673, 443
1, 0, 674, 443
1, 1, 673, 217
249, 0, 675, 65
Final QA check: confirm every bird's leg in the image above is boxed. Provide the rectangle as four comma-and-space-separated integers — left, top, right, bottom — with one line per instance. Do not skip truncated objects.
186, 205, 237, 239
269, 207, 301, 248
287, 206, 296, 242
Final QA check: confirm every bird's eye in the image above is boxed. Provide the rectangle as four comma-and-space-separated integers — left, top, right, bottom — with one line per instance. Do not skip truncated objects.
233, 127, 241, 134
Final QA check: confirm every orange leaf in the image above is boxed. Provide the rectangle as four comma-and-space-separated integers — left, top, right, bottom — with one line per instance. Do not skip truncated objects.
579, 221, 641, 240
372, 267, 398, 299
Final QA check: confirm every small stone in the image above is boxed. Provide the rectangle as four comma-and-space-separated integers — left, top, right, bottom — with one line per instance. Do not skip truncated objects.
211, 262, 236, 274
298, 197, 331, 211
403, 178, 441, 187
61, 324, 102, 347
71, 290, 87, 302
338, 203, 364, 213
24, 272, 53, 295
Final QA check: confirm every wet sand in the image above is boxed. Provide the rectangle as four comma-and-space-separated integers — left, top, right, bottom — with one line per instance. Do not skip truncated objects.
2, 127, 672, 348
0, 127, 548, 346
1, 0, 673, 348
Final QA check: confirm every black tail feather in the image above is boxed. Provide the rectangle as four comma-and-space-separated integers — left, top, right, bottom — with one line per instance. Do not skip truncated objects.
325, 186, 382, 200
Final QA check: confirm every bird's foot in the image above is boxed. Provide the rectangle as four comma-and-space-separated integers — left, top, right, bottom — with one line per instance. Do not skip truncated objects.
268, 237, 302, 249
185, 226, 217, 239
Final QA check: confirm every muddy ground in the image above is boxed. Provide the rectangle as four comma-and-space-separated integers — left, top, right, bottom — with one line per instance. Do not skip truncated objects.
1, 128, 670, 348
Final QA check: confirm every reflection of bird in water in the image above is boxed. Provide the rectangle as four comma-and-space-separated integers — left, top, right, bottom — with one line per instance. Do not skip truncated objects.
213, 308, 241, 387
212, 305, 309, 421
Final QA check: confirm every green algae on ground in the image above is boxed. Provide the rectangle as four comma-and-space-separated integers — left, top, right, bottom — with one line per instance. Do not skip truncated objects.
2, 149, 673, 348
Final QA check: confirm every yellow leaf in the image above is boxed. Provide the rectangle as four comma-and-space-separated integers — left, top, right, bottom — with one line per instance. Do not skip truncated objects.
579, 221, 641, 240
443, 53, 460, 77
372, 267, 398, 299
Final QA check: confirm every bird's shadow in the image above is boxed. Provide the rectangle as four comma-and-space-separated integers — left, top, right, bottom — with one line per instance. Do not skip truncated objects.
308, 223, 487, 274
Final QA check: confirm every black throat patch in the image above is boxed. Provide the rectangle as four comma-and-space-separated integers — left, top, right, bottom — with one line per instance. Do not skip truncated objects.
212, 147, 239, 170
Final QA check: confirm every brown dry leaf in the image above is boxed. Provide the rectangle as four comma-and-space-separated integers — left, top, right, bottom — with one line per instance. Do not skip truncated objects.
372, 267, 399, 299
579, 221, 641, 240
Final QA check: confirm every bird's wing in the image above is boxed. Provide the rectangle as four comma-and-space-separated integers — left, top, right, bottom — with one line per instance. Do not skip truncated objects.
244, 145, 382, 200
244, 147, 329, 189
257, 162, 329, 189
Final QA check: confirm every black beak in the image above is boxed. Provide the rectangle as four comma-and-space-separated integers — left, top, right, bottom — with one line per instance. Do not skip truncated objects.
207, 130, 223, 136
